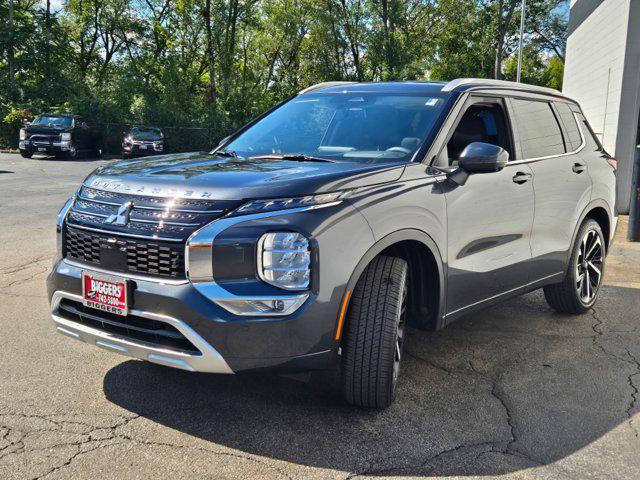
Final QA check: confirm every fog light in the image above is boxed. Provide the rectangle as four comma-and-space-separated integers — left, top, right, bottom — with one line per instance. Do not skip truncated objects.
214, 296, 308, 316
258, 232, 310, 290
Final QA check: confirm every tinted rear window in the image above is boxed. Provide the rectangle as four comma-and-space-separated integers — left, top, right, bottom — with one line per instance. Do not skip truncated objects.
512, 99, 565, 158
555, 102, 582, 150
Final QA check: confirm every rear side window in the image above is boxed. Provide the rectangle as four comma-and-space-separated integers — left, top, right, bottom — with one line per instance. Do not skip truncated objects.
512, 99, 566, 158
555, 102, 583, 150
575, 112, 604, 151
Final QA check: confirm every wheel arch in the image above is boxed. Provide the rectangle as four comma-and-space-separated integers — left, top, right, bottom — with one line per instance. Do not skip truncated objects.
339, 229, 446, 339
571, 200, 614, 258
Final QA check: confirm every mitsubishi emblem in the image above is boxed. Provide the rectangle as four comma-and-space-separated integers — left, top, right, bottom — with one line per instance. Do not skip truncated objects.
105, 201, 133, 226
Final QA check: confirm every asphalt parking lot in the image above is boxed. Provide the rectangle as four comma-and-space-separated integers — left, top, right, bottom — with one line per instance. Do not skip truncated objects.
1, 152, 639, 480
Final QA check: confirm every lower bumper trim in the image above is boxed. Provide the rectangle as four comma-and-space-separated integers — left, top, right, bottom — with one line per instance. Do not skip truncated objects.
51, 291, 234, 374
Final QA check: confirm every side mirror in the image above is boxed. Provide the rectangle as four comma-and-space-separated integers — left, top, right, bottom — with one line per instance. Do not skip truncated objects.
447, 142, 509, 186
459, 142, 509, 173
23, 119, 30, 126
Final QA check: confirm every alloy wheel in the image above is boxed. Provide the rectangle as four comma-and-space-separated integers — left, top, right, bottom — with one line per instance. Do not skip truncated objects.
392, 277, 409, 386
575, 229, 603, 304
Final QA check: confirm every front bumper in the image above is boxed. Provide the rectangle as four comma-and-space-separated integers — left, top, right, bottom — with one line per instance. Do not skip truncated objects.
51, 290, 233, 373
20, 140, 71, 154
123, 144, 164, 157
48, 198, 376, 374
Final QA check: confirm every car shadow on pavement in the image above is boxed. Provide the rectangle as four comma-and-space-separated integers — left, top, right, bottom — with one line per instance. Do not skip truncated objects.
103, 286, 640, 477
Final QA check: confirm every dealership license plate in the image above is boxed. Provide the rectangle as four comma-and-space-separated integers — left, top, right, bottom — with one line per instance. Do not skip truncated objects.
38, 147, 47, 152
82, 272, 128, 316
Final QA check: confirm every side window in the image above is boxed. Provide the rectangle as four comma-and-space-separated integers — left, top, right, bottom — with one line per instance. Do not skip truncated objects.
512, 99, 566, 158
555, 102, 582, 150
575, 112, 604, 151
445, 103, 512, 166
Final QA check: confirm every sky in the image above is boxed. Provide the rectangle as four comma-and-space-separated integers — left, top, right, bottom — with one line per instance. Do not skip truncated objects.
40, 0, 64, 13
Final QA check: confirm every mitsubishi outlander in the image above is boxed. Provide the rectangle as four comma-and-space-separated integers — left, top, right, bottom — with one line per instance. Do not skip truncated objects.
47, 79, 617, 408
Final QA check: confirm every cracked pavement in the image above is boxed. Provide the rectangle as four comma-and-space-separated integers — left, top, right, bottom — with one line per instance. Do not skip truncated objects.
1, 153, 639, 479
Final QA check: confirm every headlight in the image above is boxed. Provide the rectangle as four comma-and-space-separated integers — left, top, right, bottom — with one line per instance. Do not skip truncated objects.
232, 191, 349, 216
61, 132, 71, 141
258, 232, 310, 290
19, 129, 26, 140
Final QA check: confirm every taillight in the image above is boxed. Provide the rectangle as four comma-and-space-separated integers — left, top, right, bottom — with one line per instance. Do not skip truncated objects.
606, 157, 617, 170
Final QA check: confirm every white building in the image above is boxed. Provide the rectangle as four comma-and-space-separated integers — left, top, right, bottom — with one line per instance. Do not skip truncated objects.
563, 0, 640, 214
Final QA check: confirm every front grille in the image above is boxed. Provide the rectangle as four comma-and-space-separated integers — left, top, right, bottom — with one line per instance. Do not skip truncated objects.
57, 299, 199, 354
63, 186, 244, 279
29, 134, 58, 145
65, 226, 185, 279
66, 186, 242, 241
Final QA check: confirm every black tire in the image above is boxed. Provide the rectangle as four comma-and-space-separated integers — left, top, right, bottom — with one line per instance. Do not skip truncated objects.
20, 150, 32, 159
341, 255, 409, 408
66, 143, 80, 160
544, 218, 605, 314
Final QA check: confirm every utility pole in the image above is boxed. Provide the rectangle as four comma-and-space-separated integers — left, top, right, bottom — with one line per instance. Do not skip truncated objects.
8, 0, 15, 96
516, 0, 527, 83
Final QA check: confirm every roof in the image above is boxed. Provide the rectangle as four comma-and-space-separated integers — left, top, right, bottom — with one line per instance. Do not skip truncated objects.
299, 78, 568, 100
38, 113, 77, 118
441, 78, 562, 96
298, 81, 448, 95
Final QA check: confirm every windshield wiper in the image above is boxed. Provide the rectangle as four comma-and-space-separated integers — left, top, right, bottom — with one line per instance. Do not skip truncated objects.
249, 153, 335, 163
209, 149, 238, 158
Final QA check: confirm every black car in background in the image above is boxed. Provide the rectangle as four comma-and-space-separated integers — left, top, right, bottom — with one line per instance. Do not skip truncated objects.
122, 126, 166, 158
19, 114, 102, 160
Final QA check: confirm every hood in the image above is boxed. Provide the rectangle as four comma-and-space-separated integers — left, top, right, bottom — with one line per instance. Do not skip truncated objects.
84, 152, 406, 200
128, 133, 163, 142
25, 125, 71, 136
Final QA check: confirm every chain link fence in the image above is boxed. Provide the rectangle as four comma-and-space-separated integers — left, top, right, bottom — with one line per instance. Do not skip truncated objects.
0, 110, 224, 155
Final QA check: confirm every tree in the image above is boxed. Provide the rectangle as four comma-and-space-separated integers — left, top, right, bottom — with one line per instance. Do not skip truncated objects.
0, 0, 571, 151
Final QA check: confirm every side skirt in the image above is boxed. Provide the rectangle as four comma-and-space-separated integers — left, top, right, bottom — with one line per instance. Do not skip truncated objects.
441, 271, 564, 327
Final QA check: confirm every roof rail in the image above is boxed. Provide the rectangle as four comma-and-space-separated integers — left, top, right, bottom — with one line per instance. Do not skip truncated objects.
298, 81, 357, 95
441, 78, 561, 96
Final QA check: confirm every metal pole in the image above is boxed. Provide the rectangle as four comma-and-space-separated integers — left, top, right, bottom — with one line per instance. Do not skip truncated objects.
628, 135, 640, 242
517, 0, 527, 83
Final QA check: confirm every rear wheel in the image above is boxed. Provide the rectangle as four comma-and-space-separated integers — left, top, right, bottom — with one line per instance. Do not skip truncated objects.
341, 255, 409, 408
544, 218, 605, 314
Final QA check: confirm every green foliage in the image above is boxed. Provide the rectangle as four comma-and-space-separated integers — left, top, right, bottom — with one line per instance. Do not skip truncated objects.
0, 106, 33, 149
0, 0, 569, 153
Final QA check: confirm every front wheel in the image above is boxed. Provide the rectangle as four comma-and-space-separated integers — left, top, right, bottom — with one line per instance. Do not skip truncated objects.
341, 255, 409, 408
544, 219, 605, 314
66, 143, 80, 160
20, 150, 32, 159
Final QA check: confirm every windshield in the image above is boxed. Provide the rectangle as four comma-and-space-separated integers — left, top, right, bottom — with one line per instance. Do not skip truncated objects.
225, 92, 448, 163
32, 116, 73, 128
131, 127, 163, 139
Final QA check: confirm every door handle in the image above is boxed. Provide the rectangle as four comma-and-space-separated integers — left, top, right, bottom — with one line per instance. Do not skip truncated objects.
512, 172, 532, 184
572, 162, 586, 174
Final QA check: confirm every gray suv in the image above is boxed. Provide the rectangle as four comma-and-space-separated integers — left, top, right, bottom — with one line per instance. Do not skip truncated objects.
47, 79, 617, 408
